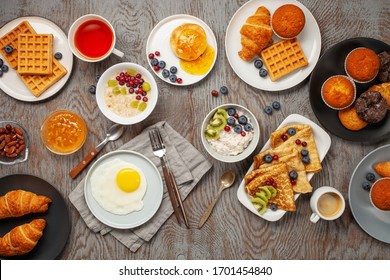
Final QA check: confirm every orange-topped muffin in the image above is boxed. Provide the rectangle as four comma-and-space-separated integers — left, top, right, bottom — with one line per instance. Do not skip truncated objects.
345, 47, 380, 83
271, 4, 305, 39
321, 75, 356, 110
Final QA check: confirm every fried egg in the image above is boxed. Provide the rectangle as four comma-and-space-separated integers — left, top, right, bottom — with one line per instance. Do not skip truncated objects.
90, 158, 147, 215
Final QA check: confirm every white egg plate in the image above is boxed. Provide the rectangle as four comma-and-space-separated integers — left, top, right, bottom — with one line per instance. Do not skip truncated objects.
84, 150, 163, 229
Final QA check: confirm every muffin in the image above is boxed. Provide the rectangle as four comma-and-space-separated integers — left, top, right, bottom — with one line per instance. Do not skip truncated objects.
271, 4, 305, 39
338, 106, 368, 131
170, 23, 207, 61
369, 82, 390, 110
378, 51, 390, 82
345, 47, 380, 83
355, 90, 388, 123
321, 75, 356, 110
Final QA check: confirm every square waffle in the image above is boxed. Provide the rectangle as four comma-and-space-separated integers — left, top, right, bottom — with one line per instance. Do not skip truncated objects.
0, 21, 37, 69
17, 58, 67, 97
261, 38, 308, 81
17, 34, 53, 75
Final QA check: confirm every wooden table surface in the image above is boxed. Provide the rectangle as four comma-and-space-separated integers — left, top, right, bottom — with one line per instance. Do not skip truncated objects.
1, 0, 389, 260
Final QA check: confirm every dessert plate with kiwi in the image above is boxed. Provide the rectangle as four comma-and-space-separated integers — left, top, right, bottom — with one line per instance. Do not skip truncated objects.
309, 37, 390, 142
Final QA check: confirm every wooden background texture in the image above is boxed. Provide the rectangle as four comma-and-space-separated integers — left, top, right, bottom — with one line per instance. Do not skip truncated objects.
0, 0, 389, 259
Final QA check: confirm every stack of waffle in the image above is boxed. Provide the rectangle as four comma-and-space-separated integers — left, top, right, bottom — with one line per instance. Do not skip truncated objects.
0, 21, 67, 97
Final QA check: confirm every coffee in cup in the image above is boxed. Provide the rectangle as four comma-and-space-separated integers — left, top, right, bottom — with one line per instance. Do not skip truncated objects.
310, 186, 345, 223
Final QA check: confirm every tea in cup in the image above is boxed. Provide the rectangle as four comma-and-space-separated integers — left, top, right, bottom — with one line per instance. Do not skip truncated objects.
310, 186, 345, 223
68, 14, 124, 62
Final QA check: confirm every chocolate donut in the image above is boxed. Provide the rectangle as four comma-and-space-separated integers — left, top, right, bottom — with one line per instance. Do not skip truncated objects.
355, 90, 388, 123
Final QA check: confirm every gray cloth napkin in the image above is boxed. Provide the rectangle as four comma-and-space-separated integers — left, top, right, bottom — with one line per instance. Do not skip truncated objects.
69, 121, 212, 252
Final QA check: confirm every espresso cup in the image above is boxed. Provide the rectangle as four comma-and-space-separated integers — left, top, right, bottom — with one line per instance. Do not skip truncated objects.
310, 186, 345, 223
68, 14, 124, 62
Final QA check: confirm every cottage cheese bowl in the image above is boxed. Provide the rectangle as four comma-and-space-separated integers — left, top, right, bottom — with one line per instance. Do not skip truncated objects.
201, 104, 260, 163
96, 62, 158, 125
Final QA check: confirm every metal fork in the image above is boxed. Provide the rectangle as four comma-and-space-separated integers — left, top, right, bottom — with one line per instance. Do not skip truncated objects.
149, 128, 184, 226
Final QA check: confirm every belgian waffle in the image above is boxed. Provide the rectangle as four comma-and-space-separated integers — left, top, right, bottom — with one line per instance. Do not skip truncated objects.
0, 21, 37, 69
17, 58, 67, 97
261, 38, 308, 81
17, 34, 53, 75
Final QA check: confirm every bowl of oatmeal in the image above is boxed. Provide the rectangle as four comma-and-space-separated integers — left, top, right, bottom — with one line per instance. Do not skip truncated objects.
201, 104, 260, 163
96, 62, 158, 125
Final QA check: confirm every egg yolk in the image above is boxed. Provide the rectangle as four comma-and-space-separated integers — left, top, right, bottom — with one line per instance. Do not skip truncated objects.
116, 168, 141, 192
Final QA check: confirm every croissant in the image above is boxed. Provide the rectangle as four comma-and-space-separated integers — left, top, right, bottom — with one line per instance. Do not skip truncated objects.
238, 6, 273, 61
0, 190, 52, 219
0, 219, 46, 256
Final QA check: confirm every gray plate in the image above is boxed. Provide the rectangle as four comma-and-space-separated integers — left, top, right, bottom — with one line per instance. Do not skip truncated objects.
349, 144, 390, 243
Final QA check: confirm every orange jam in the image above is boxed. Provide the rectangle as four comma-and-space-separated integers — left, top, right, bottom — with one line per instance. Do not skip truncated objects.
180, 45, 215, 75
41, 110, 87, 154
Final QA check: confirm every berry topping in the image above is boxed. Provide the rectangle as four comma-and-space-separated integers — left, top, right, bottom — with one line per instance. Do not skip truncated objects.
254, 59, 263, 69
128, 88, 134, 94
136, 73, 142, 79
238, 115, 248, 125
241, 131, 246, 136
290, 180, 297, 186
142, 97, 148, 102
272, 101, 281, 110
301, 156, 310, 164
4, 45, 13, 54
282, 134, 288, 141
233, 113, 239, 119
169, 74, 177, 83
264, 154, 273, 163
227, 117, 235, 126
269, 178, 275, 184
270, 204, 277, 211
150, 58, 159, 66
148, 53, 154, 59
170, 66, 177, 74
88, 85, 96, 94
177, 78, 183, 84
289, 170, 298, 180
224, 125, 231, 132
227, 108, 236, 116
366, 172, 375, 182
301, 141, 307, 147
136, 95, 141, 100
259, 68, 268, 77
54, 52, 62, 60
211, 90, 218, 97
287, 128, 296, 136
273, 155, 279, 160
154, 51, 160, 56
301, 149, 309, 157
264, 106, 272, 115
1, 65, 8, 73
233, 125, 242, 133
158, 60, 166, 69
153, 65, 160, 71
295, 139, 301, 145
162, 69, 170, 78
244, 123, 253, 131
220, 86, 228, 94
362, 182, 371, 191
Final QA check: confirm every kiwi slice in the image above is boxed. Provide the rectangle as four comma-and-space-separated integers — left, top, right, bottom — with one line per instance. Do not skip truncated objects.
255, 191, 268, 202
130, 100, 139, 108
112, 87, 121, 94
209, 115, 227, 131
214, 108, 228, 120
138, 102, 147, 112
205, 128, 219, 140
120, 87, 127, 95
251, 197, 267, 214
259, 186, 272, 200
267, 186, 277, 198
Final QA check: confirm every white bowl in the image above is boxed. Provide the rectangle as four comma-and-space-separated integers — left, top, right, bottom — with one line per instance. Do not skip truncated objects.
201, 104, 260, 163
96, 62, 158, 125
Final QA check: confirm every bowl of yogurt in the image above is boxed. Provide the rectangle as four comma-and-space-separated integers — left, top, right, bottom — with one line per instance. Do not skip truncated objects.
201, 104, 260, 163
96, 62, 158, 125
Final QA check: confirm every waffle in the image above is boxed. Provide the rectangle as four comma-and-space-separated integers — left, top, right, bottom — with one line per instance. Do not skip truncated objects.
17, 34, 53, 75
261, 38, 308, 81
0, 21, 37, 69
17, 58, 67, 97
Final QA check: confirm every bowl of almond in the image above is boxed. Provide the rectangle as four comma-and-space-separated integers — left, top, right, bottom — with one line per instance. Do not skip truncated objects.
0, 121, 29, 165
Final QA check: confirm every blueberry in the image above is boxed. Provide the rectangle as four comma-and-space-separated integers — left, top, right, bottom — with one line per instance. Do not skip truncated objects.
301, 149, 309, 157
162, 69, 170, 78
366, 172, 375, 182
227, 108, 236, 116
158, 60, 166, 69
169, 74, 177, 83
1, 65, 8, 73
227, 117, 235, 126
0, 69, 3, 77
54, 52, 62, 60
362, 182, 371, 191
4, 45, 13, 54
289, 170, 298, 180
254, 59, 263, 69
287, 128, 296, 136
244, 123, 253, 131
95, 75, 101, 82
270, 204, 278, 211
263, 154, 273, 163
302, 156, 310, 164
264, 106, 272, 115
272, 101, 281, 110
220, 86, 228, 95
259, 68, 268, 77
238, 115, 248, 125
150, 58, 159, 66
233, 125, 242, 134
0, 58, 3, 67
88, 85, 96, 94
170, 66, 177, 74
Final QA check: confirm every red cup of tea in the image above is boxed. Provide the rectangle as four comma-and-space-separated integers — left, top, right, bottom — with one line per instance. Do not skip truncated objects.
68, 14, 124, 62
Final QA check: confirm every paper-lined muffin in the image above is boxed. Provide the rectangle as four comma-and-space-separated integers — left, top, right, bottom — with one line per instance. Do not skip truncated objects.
321, 75, 356, 110
345, 47, 380, 83
355, 90, 388, 123
271, 4, 305, 39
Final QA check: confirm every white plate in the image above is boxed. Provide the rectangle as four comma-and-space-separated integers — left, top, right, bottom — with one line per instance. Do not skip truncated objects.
84, 150, 163, 229
146, 14, 217, 86
225, 0, 321, 91
237, 114, 331, 222
0, 16, 73, 102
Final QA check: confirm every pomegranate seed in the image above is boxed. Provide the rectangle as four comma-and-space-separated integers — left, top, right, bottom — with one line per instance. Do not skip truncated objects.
148, 53, 154, 59
291, 180, 297, 186
265, 180, 271, 185
120, 72, 125, 77
177, 78, 183, 84
272, 182, 277, 187
269, 178, 275, 184
154, 65, 160, 71
119, 77, 125, 83
130, 76, 135, 81
126, 82, 131, 87
233, 113, 239, 119
141, 91, 147, 96
273, 155, 279, 160
136, 95, 141, 100
132, 84, 137, 88
241, 131, 246, 136
128, 88, 134, 93
136, 73, 142, 79
224, 126, 231, 132
119, 82, 125, 86
137, 88, 143, 93
302, 141, 307, 147
116, 76, 120, 81
139, 78, 144, 84
295, 139, 301, 145
142, 97, 148, 102
211, 90, 218, 97
133, 80, 139, 85
128, 81, 134, 87
155, 51, 160, 56
282, 134, 288, 141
